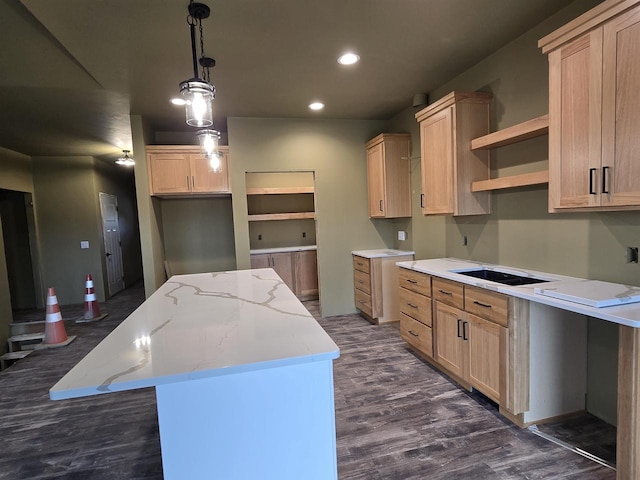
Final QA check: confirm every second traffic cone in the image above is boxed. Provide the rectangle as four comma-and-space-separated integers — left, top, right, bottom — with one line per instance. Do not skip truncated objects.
83, 274, 101, 320
44, 287, 68, 344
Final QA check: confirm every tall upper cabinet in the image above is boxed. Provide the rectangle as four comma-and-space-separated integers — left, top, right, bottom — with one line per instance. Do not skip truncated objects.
365, 134, 411, 218
540, 0, 640, 212
415, 92, 492, 216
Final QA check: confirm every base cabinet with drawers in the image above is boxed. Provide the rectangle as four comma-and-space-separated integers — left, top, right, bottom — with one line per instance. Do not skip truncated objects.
398, 268, 433, 358
399, 268, 527, 415
352, 251, 414, 324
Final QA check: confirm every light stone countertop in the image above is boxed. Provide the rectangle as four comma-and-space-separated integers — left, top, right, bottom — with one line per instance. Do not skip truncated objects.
250, 245, 317, 254
397, 258, 640, 328
50, 268, 339, 400
352, 249, 415, 259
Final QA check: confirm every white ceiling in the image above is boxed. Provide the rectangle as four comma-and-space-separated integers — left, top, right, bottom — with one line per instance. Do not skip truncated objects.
0, 0, 579, 162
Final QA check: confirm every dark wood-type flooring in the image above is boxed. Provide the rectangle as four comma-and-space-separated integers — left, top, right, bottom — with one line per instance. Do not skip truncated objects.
0, 283, 616, 479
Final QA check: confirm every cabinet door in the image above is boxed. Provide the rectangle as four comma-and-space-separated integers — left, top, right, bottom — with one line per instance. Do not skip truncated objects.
467, 313, 507, 404
420, 107, 454, 215
190, 153, 230, 193
548, 30, 603, 210
250, 253, 271, 269
295, 250, 318, 297
434, 302, 466, 379
271, 252, 295, 292
149, 153, 191, 194
601, 6, 640, 207
367, 142, 386, 217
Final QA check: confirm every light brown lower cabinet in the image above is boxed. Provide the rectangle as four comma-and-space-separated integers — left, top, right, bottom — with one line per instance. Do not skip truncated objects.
250, 250, 318, 300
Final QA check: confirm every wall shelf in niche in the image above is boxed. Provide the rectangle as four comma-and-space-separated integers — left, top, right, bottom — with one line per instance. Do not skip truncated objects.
246, 187, 315, 195
470, 114, 549, 192
247, 212, 315, 222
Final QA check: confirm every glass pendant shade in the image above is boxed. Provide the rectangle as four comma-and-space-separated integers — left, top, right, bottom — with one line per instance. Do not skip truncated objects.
180, 80, 215, 127
196, 129, 221, 172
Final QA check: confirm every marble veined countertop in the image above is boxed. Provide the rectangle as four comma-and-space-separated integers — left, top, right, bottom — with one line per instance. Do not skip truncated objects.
50, 269, 339, 400
397, 258, 640, 328
352, 249, 415, 259
250, 245, 317, 254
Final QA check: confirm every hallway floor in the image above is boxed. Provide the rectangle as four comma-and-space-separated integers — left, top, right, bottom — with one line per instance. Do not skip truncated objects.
0, 282, 616, 479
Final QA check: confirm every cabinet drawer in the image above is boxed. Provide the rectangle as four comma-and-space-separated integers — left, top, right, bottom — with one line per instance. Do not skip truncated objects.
353, 269, 371, 294
399, 288, 432, 326
353, 256, 370, 274
400, 313, 433, 357
398, 268, 431, 297
355, 288, 372, 317
433, 278, 464, 309
465, 286, 508, 327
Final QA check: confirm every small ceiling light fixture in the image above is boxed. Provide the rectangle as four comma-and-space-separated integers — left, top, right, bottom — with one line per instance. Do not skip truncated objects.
309, 102, 325, 111
115, 150, 135, 167
338, 52, 360, 65
179, 1, 216, 127
196, 129, 222, 172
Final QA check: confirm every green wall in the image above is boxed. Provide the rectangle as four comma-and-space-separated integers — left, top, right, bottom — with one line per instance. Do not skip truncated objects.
228, 117, 392, 317
32, 156, 106, 305
389, 0, 625, 425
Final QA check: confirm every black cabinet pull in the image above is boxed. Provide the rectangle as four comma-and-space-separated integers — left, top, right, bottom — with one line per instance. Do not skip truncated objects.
407, 303, 418, 309
379, 199, 384, 211
589, 168, 596, 194
602, 166, 610, 194
473, 301, 492, 309
406, 279, 418, 284
438, 289, 453, 296
408, 330, 420, 338
457, 319, 462, 338
463, 321, 468, 341
420, 193, 424, 208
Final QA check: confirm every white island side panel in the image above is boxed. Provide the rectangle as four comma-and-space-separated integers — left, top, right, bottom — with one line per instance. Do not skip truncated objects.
50, 269, 339, 400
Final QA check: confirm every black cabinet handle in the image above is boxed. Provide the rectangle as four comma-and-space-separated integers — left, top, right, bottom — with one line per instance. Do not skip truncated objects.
408, 330, 420, 338
406, 279, 418, 284
457, 319, 462, 338
589, 168, 596, 194
473, 301, 492, 309
463, 321, 468, 341
438, 289, 453, 296
420, 193, 424, 208
379, 199, 384, 211
602, 166, 610, 194
407, 303, 418, 309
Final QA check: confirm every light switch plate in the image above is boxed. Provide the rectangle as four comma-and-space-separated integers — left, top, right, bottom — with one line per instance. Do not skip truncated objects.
80, 241, 89, 249
397, 231, 406, 241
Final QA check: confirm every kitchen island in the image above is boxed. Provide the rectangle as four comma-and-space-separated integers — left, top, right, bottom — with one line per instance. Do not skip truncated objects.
50, 268, 340, 480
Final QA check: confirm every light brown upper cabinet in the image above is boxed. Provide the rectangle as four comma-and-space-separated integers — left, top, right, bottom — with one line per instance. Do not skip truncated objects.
415, 92, 492, 216
365, 134, 411, 218
540, 0, 640, 212
147, 145, 230, 196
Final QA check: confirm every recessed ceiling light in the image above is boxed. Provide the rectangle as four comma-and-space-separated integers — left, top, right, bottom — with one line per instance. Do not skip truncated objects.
338, 52, 360, 65
309, 102, 324, 111
171, 98, 187, 106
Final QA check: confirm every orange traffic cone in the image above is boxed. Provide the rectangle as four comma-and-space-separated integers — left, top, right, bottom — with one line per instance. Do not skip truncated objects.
44, 287, 68, 344
83, 274, 101, 320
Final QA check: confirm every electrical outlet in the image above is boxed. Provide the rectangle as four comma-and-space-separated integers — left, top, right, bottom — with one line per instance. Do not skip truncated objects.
627, 246, 639, 263
258, 234, 262, 241
463, 236, 468, 246
397, 231, 406, 241
80, 241, 89, 249
302, 232, 306, 238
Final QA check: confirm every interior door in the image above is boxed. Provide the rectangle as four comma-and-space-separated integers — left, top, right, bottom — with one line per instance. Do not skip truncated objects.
99, 193, 125, 297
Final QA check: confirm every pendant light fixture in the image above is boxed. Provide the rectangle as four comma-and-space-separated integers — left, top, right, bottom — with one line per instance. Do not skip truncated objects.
115, 150, 135, 167
196, 129, 222, 172
179, 1, 216, 127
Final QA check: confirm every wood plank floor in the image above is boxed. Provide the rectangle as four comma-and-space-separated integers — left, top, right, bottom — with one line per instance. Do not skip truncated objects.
0, 285, 615, 479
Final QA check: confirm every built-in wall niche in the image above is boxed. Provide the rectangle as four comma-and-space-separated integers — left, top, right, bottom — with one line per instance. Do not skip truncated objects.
245, 171, 316, 250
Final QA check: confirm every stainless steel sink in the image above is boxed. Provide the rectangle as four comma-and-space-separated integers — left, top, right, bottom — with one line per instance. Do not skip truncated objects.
456, 269, 549, 286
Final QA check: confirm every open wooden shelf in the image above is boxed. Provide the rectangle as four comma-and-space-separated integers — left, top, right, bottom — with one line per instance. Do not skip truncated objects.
247, 212, 315, 222
472, 171, 549, 192
246, 187, 315, 195
471, 115, 549, 150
